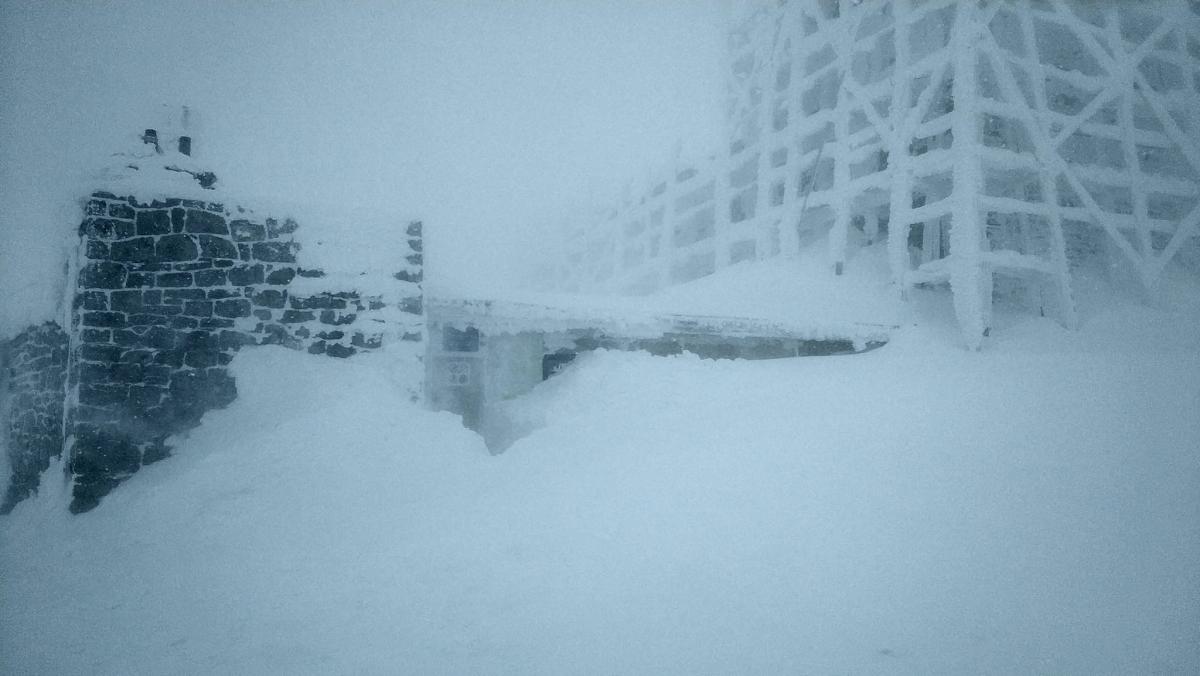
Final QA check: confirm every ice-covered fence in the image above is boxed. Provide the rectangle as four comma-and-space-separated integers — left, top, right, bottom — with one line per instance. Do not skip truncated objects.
553, 0, 1200, 349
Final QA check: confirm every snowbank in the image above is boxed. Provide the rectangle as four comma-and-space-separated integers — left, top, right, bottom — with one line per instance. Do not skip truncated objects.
3, 290, 1198, 673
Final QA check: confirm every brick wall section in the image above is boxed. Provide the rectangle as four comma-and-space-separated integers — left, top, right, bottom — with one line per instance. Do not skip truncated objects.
1, 322, 69, 514
68, 192, 423, 513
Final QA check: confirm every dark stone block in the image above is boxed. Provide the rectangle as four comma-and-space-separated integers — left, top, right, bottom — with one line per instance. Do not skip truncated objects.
79, 362, 112, 382
170, 207, 186, 232
217, 352, 235, 365
78, 384, 128, 406
214, 299, 251, 318
281, 309, 315, 323
142, 290, 162, 304
181, 199, 206, 209
144, 303, 181, 316
194, 268, 228, 287
393, 269, 422, 283
180, 330, 218, 351
253, 309, 272, 320
406, 221, 422, 237
184, 300, 213, 317
109, 362, 143, 383
265, 267, 295, 285
267, 217, 299, 237
126, 313, 169, 327
142, 365, 170, 386
124, 272, 155, 288
108, 203, 135, 220
218, 330, 254, 349
400, 296, 423, 315
170, 316, 199, 330
230, 220, 266, 242
113, 330, 141, 347
81, 218, 121, 239
406, 253, 423, 266
184, 348, 220, 368
252, 241, 296, 263
401, 331, 422, 342
163, 289, 206, 302
110, 290, 143, 313
351, 332, 382, 349
154, 349, 185, 366
80, 291, 108, 311
120, 349, 155, 365
144, 326, 177, 350
227, 264, 264, 286
81, 329, 111, 343
156, 234, 199, 261
86, 240, 110, 260
408, 238, 423, 253
206, 202, 224, 213
319, 310, 356, 325
83, 312, 126, 328
206, 289, 239, 299
185, 209, 227, 234
252, 289, 286, 308
80, 261, 126, 289
316, 330, 344, 340
157, 272, 193, 287
128, 385, 165, 410
213, 259, 234, 268
327, 343, 356, 358
368, 299, 386, 311
297, 268, 325, 278
149, 198, 182, 209
238, 243, 251, 260
86, 199, 107, 216
136, 210, 171, 236
126, 262, 170, 272
111, 236, 158, 263
80, 344, 122, 362
176, 261, 214, 271
199, 318, 235, 329
307, 341, 327, 355
198, 234, 238, 260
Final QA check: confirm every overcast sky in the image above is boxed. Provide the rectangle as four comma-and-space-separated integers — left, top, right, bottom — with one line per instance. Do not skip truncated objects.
0, 0, 727, 337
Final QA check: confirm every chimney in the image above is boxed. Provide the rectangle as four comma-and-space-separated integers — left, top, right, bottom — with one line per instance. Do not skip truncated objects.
142, 128, 161, 153
178, 136, 192, 156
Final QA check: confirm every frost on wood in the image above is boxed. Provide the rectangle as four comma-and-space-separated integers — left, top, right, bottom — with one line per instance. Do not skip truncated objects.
549, 0, 1200, 349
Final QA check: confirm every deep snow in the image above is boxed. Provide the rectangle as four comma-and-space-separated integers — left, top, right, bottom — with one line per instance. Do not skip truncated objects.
2, 274, 1198, 673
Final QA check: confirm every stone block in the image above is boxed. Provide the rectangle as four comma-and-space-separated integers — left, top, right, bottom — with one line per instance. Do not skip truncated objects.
230, 220, 266, 242
199, 318, 236, 330
108, 203, 135, 220
281, 309, 315, 323
80, 344, 122, 362
214, 299, 251, 318
184, 348, 221, 368
319, 310, 356, 325
184, 300, 213, 317
157, 272, 193, 287
80, 329, 111, 343
119, 349, 155, 365
227, 264, 264, 286
252, 289, 286, 308
198, 234, 238, 260
81, 217, 133, 239
265, 267, 295, 285
162, 289, 206, 303
406, 221, 422, 237
135, 210, 171, 236
185, 209, 228, 235
252, 241, 297, 263
83, 312, 126, 328
194, 269, 228, 287
156, 234, 199, 261
143, 326, 177, 350
86, 240, 110, 260
126, 313, 169, 327
400, 296, 423, 315
327, 343, 356, 358
170, 207, 186, 233
307, 341, 327, 355
80, 261, 127, 289
80, 291, 108, 311
124, 272, 155, 288
267, 217, 299, 237
78, 384, 128, 406
110, 290, 143, 313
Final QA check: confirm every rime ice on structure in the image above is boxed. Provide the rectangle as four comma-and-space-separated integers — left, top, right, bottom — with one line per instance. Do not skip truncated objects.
552, 0, 1200, 349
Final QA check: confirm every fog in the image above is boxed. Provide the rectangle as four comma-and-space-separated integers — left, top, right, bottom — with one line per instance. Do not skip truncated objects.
0, 0, 726, 337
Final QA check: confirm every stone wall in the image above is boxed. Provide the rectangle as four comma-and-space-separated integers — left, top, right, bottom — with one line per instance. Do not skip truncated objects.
66, 192, 423, 513
1, 322, 69, 514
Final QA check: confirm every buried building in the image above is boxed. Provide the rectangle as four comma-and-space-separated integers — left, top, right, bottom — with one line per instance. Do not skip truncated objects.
548, 0, 1200, 349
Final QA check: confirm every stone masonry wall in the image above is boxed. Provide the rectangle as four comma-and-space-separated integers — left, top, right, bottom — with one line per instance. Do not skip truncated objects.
0, 323, 69, 514
67, 192, 423, 513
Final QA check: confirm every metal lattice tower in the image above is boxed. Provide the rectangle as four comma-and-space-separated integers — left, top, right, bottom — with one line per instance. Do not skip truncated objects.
555, 0, 1200, 349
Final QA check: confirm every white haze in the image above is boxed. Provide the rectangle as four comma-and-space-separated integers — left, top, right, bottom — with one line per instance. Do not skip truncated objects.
0, 0, 726, 338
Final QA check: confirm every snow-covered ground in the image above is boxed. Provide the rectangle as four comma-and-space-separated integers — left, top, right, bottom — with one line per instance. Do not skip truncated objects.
3, 259, 1199, 674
